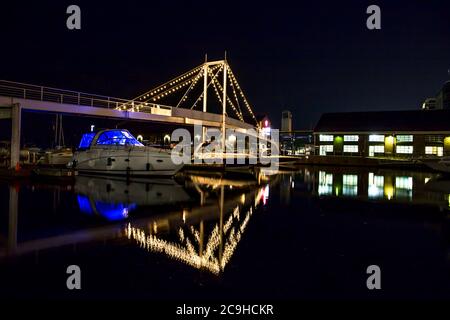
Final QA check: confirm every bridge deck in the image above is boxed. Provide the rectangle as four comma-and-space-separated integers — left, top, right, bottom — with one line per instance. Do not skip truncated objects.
0, 79, 255, 130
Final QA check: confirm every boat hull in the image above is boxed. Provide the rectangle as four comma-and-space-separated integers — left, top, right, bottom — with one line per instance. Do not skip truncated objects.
70, 146, 183, 177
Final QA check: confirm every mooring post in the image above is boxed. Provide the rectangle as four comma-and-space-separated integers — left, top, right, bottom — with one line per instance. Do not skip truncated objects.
10, 103, 21, 170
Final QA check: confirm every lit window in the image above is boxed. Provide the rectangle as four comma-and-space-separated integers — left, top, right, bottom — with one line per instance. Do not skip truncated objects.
396, 145, 413, 154
425, 135, 443, 143
425, 146, 443, 156
373, 145, 384, 153
343, 145, 358, 153
319, 145, 333, 155
395, 176, 413, 190
319, 135, 333, 142
369, 145, 384, 157
369, 134, 384, 142
344, 135, 359, 142
343, 174, 358, 185
396, 135, 413, 142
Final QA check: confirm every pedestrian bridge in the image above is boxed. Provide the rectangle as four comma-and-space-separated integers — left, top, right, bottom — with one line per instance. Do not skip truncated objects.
0, 72, 255, 131
0, 59, 262, 168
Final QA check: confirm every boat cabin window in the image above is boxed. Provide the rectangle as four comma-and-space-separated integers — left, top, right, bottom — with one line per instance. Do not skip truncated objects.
95, 130, 144, 146
78, 132, 96, 149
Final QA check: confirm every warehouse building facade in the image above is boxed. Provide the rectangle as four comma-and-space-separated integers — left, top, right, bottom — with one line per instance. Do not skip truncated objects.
314, 110, 450, 158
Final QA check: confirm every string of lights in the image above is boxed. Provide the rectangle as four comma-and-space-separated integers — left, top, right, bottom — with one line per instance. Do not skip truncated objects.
228, 73, 244, 117
175, 69, 204, 108
134, 65, 204, 102
227, 68, 258, 125
124, 184, 267, 275
209, 68, 245, 121
118, 61, 258, 126
191, 64, 223, 110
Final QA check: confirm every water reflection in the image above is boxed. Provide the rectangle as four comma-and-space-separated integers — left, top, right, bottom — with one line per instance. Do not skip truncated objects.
368, 172, 384, 198
0, 172, 270, 276
318, 171, 333, 196
124, 174, 269, 275
125, 194, 266, 274
75, 176, 192, 221
1, 166, 449, 279
289, 167, 450, 210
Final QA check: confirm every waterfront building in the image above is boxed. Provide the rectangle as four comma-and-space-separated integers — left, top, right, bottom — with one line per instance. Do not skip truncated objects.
281, 110, 292, 132
314, 109, 450, 158
280, 130, 313, 155
422, 98, 437, 110
279, 110, 313, 155
421, 81, 450, 110
435, 81, 450, 109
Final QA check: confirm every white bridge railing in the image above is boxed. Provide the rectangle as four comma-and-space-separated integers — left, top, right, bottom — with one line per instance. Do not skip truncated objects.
0, 80, 172, 115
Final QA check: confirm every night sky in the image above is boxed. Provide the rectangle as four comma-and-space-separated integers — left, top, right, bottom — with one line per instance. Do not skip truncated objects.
1, 0, 449, 130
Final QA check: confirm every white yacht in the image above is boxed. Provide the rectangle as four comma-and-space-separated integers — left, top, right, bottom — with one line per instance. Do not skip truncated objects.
40, 147, 74, 166
68, 129, 183, 177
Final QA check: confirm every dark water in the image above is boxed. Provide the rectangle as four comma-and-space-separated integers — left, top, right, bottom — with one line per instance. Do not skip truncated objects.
0, 166, 449, 300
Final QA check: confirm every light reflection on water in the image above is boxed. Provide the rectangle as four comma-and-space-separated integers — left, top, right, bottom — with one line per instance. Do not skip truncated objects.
0, 171, 272, 276
122, 180, 269, 275
302, 167, 450, 208
1, 166, 450, 277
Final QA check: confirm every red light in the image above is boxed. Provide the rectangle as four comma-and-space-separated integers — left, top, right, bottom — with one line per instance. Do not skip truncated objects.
264, 120, 268, 127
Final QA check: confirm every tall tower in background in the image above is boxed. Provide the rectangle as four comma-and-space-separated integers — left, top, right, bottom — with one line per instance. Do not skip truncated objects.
281, 110, 292, 132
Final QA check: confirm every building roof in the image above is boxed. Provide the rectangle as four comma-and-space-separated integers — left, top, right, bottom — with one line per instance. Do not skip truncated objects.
314, 109, 450, 133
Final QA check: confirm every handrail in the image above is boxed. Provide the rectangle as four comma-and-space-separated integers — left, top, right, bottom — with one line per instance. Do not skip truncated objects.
0, 79, 173, 112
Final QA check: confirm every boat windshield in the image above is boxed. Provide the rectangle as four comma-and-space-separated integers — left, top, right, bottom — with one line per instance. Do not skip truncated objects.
95, 130, 144, 147
78, 132, 96, 149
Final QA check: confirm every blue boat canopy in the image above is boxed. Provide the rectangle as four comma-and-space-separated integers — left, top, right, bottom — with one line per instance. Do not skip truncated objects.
78, 132, 96, 149
78, 130, 144, 149
96, 130, 144, 147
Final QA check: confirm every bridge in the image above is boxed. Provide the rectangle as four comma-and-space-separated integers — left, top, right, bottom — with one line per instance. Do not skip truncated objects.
0, 59, 260, 169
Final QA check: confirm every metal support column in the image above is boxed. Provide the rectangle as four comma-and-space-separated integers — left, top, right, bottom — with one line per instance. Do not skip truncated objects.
202, 61, 208, 143
8, 185, 18, 253
10, 103, 21, 169
221, 62, 227, 152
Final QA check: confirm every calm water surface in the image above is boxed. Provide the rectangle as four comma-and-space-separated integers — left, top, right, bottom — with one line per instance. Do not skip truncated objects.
0, 166, 449, 300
